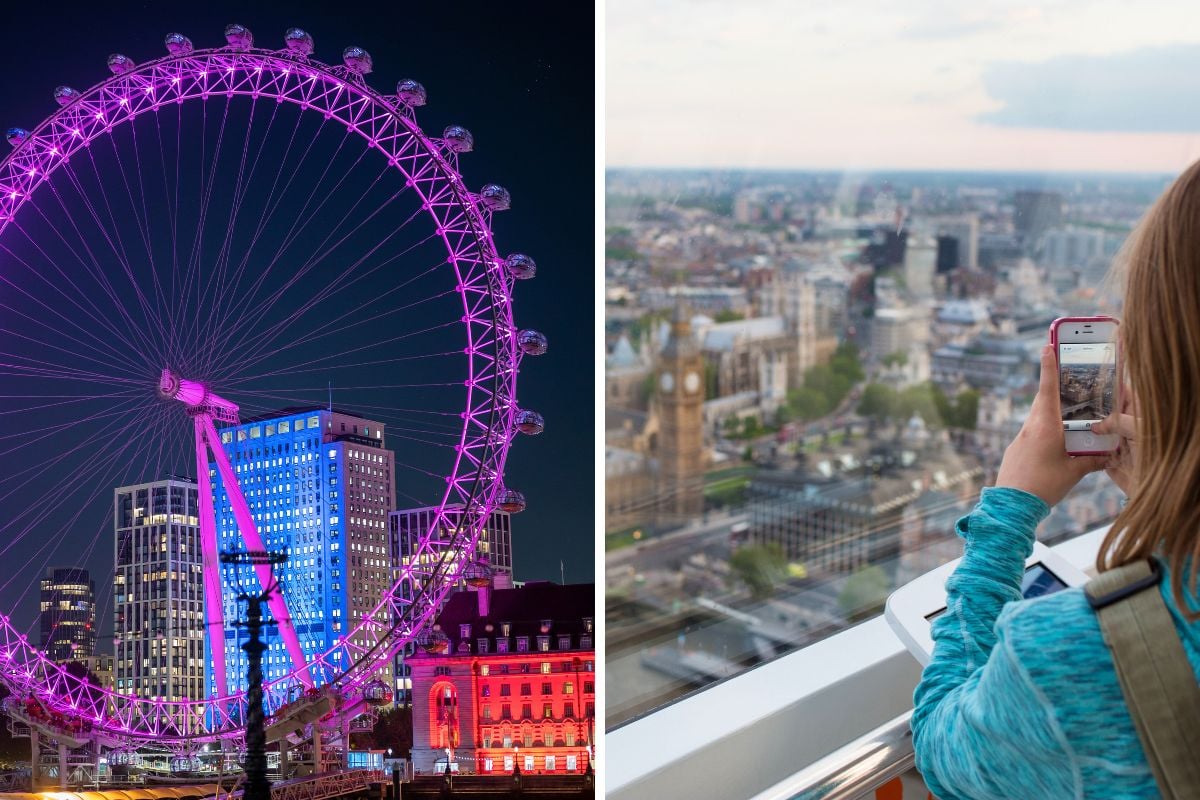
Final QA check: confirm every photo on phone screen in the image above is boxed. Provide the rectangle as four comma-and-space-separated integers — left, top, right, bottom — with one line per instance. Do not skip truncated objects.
1058, 342, 1115, 422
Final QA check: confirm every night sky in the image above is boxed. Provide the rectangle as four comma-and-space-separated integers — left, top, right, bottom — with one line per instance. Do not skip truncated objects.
0, 0, 595, 643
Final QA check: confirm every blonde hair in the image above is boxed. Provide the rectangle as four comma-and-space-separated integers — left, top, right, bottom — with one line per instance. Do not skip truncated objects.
1099, 160, 1200, 619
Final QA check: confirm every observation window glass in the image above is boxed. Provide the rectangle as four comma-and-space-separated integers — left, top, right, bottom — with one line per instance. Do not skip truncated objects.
605, 0, 1195, 729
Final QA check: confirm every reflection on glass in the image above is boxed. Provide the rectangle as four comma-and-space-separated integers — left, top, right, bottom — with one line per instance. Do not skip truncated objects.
605, 0, 1189, 731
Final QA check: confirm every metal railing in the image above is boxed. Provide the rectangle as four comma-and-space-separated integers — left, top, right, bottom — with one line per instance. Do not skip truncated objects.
750, 712, 915, 800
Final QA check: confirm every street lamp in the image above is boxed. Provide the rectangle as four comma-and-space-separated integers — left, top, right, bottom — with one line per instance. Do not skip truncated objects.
219, 548, 288, 800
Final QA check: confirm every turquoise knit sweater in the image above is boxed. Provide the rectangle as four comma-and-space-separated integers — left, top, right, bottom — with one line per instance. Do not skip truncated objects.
911, 487, 1200, 800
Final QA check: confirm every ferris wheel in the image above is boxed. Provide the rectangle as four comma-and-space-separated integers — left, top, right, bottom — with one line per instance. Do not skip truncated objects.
0, 24, 547, 747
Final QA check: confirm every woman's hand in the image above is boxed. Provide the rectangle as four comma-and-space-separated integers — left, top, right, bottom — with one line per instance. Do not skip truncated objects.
1092, 395, 1137, 496
995, 345, 1108, 507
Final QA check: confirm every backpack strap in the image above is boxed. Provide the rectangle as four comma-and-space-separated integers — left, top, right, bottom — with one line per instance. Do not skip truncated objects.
1085, 559, 1200, 799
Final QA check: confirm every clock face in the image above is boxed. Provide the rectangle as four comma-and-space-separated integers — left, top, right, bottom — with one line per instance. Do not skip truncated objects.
684, 371, 701, 394
659, 371, 674, 393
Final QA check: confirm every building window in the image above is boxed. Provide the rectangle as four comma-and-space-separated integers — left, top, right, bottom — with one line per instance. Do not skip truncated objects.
541, 682, 552, 695
566, 755, 577, 771
564, 702, 575, 719
460, 624, 471, 639
496, 639, 509, 654
537, 636, 550, 652
501, 623, 511, 636
542, 703, 553, 719
540, 662, 551, 674
520, 683, 531, 696
524, 755, 534, 772
564, 681, 574, 695
477, 638, 489, 654
499, 684, 511, 697
480, 665, 490, 676
481, 684, 490, 697
516, 637, 529, 652
545, 755, 556, 771
580, 636, 592, 650
504, 756, 513, 772
501, 704, 511, 720
481, 706, 491, 720
483, 758, 493, 772
521, 703, 532, 720
584, 681, 594, 694
558, 635, 571, 650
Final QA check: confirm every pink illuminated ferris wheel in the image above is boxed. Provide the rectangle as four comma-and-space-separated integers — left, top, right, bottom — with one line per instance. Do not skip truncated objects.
0, 24, 547, 748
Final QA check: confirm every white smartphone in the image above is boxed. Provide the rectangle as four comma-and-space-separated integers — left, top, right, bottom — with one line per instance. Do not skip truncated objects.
1049, 316, 1119, 456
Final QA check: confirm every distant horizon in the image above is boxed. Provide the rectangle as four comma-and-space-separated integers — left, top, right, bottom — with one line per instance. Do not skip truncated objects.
605, 164, 1179, 180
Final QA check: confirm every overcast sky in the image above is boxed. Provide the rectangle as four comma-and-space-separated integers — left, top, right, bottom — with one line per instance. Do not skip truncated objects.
607, 0, 1200, 172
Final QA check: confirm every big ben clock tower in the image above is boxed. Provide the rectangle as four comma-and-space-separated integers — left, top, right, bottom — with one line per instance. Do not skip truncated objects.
657, 302, 705, 523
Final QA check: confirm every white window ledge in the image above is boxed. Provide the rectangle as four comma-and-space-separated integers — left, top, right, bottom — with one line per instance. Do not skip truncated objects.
607, 527, 1108, 800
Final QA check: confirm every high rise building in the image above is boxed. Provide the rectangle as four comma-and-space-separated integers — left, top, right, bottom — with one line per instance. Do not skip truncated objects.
390, 505, 514, 601
389, 505, 515, 706
113, 478, 205, 701
39, 567, 95, 663
205, 408, 396, 696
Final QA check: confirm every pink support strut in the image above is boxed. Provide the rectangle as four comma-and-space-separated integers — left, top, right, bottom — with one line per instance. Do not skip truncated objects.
200, 415, 314, 688
194, 423, 229, 699
160, 370, 314, 690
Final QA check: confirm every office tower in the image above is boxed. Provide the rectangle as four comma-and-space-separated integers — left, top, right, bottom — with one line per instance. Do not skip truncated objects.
389, 504, 515, 706
390, 505, 515, 599
936, 235, 959, 274
206, 408, 396, 696
933, 215, 980, 270
39, 568, 95, 662
113, 478, 206, 701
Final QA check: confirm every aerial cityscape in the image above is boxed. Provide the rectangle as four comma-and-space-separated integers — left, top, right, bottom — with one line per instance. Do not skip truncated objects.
604, 167, 1152, 724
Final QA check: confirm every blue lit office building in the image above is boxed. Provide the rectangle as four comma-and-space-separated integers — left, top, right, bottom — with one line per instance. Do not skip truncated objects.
204, 408, 396, 697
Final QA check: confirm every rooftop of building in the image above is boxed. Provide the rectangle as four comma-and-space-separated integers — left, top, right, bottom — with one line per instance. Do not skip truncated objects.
431, 583, 595, 653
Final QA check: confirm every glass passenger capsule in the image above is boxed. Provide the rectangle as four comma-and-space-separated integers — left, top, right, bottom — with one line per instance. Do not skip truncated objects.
462, 559, 493, 588
284, 27, 314, 55
107, 54, 136, 75
504, 253, 537, 280
442, 125, 474, 153
224, 23, 254, 51
5, 128, 28, 146
480, 184, 512, 211
515, 410, 545, 435
53, 86, 82, 107
361, 679, 393, 707
342, 46, 373, 74
498, 489, 527, 514
518, 330, 548, 356
395, 79, 427, 107
163, 33, 193, 55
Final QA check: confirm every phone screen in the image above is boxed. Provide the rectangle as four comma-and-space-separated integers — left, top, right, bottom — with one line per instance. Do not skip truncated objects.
1059, 341, 1116, 424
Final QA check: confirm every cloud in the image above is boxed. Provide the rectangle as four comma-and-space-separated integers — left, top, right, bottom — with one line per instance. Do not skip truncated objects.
978, 44, 1200, 132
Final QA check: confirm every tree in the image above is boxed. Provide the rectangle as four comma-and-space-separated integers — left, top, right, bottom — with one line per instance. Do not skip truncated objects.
857, 383, 898, 421
838, 565, 891, 622
898, 383, 941, 425
371, 706, 414, 759
881, 351, 908, 368
713, 309, 745, 323
729, 543, 789, 600
953, 389, 980, 429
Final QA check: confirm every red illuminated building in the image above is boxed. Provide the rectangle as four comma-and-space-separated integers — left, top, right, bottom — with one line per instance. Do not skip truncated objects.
408, 581, 595, 775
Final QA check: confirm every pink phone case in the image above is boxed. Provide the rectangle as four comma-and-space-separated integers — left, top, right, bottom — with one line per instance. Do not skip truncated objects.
1049, 316, 1119, 456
